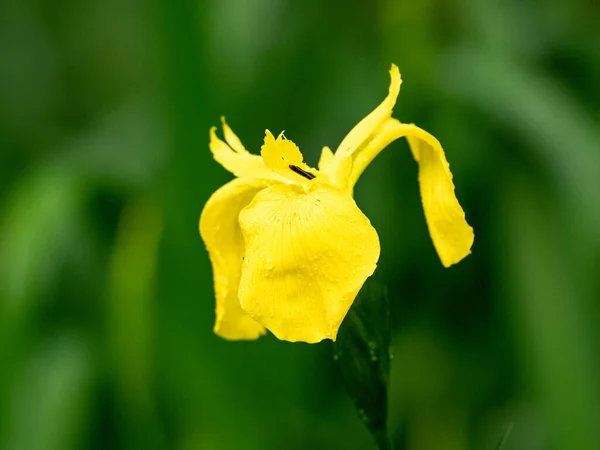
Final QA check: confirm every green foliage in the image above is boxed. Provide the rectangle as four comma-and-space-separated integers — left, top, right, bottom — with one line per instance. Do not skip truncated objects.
334, 270, 391, 449
1, 0, 599, 449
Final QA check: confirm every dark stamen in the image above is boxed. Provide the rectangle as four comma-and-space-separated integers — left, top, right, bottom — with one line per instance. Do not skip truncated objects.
289, 165, 316, 180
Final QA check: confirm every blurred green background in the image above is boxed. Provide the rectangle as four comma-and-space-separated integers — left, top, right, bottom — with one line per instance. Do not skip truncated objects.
1, 0, 599, 449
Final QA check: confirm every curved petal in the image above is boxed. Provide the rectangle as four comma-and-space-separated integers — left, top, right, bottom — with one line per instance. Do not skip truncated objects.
329, 65, 402, 184
406, 125, 474, 267
347, 119, 474, 267
209, 122, 282, 181
347, 118, 403, 188
199, 178, 270, 340
238, 182, 380, 343
221, 116, 247, 154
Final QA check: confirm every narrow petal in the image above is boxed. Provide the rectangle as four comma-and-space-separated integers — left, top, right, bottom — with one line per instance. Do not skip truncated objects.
221, 117, 247, 153
318, 146, 334, 172
210, 125, 280, 180
347, 118, 473, 267
238, 183, 380, 343
330, 65, 402, 182
199, 178, 269, 340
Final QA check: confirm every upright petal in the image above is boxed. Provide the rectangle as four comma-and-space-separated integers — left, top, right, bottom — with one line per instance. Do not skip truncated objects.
221, 116, 248, 154
346, 118, 473, 267
199, 178, 269, 340
209, 123, 281, 180
260, 130, 318, 184
318, 146, 334, 172
329, 65, 402, 183
238, 183, 380, 343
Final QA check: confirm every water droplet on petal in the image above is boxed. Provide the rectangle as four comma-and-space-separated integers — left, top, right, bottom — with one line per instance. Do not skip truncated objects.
264, 258, 275, 274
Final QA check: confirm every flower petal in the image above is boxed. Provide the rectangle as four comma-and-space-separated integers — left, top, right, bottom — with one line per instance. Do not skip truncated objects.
260, 130, 318, 184
330, 64, 402, 183
318, 146, 334, 172
210, 123, 280, 180
221, 116, 247, 154
199, 178, 269, 340
261, 130, 304, 169
405, 125, 474, 267
238, 182, 380, 343
346, 118, 473, 267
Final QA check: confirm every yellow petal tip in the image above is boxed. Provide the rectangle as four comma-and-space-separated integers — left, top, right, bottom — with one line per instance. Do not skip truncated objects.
389, 64, 402, 96
214, 321, 267, 341
439, 229, 474, 268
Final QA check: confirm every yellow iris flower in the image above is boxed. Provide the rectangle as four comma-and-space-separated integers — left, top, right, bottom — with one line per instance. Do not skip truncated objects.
199, 65, 474, 344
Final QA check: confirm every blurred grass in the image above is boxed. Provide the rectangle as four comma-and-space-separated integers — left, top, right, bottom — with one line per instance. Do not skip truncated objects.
1, 0, 599, 449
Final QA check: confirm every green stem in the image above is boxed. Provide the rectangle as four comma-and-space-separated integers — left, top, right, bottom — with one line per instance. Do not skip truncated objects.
374, 430, 393, 450
333, 269, 392, 449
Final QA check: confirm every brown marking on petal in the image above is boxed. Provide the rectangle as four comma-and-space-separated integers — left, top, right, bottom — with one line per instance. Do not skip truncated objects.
289, 165, 316, 180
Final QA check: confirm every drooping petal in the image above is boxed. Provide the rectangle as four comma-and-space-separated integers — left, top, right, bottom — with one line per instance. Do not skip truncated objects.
405, 125, 474, 267
329, 65, 402, 183
199, 178, 270, 340
237, 182, 380, 343
345, 118, 473, 267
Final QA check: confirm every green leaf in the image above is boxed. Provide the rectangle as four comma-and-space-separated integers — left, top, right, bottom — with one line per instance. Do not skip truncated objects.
333, 270, 392, 450
495, 423, 513, 450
